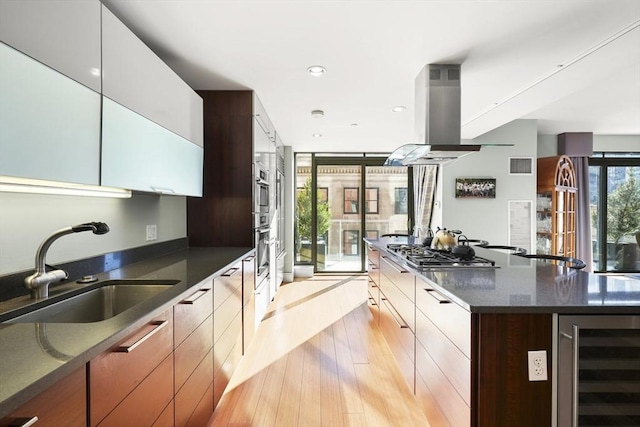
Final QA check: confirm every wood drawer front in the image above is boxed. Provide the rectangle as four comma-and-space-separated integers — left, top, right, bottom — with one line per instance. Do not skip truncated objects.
214, 310, 242, 368
380, 256, 414, 302
184, 383, 214, 427
214, 342, 243, 407
242, 254, 255, 307
214, 285, 242, 344
175, 314, 213, 392
243, 290, 256, 354
415, 277, 471, 358
415, 374, 452, 427
415, 308, 470, 405
214, 262, 243, 311
380, 277, 415, 332
175, 348, 214, 427
151, 401, 174, 427
367, 245, 380, 284
174, 282, 213, 346
90, 309, 173, 426
379, 297, 414, 392
0, 367, 86, 427
96, 354, 174, 427
415, 341, 470, 427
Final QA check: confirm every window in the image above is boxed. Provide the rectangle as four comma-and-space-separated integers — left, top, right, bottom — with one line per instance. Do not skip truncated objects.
343, 230, 360, 255
344, 187, 359, 214
318, 187, 328, 204
394, 187, 408, 214
365, 187, 379, 214
589, 153, 640, 272
366, 230, 379, 240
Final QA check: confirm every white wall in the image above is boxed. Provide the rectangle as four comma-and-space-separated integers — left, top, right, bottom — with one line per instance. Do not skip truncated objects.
0, 192, 186, 275
431, 119, 538, 251
538, 134, 640, 157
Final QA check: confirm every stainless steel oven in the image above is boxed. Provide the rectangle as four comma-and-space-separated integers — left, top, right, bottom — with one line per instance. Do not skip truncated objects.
255, 164, 269, 213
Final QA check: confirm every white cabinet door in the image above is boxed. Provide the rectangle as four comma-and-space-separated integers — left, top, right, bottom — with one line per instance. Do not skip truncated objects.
0, 0, 101, 92
101, 5, 203, 147
0, 43, 101, 184
101, 98, 203, 196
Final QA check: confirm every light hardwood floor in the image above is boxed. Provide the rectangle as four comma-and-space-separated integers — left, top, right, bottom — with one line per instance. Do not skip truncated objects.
207, 275, 431, 427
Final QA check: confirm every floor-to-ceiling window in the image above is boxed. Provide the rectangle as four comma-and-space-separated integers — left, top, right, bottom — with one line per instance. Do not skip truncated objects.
589, 152, 640, 273
294, 154, 414, 273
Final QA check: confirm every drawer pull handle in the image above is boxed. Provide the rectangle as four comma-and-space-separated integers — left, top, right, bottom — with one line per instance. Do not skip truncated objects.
180, 288, 210, 304
244, 255, 256, 261
381, 298, 409, 329
368, 297, 377, 306
382, 256, 408, 274
425, 288, 451, 304
117, 320, 168, 353
222, 267, 240, 277
8, 417, 38, 427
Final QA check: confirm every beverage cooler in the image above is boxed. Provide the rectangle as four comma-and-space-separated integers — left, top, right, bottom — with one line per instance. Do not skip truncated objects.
558, 315, 640, 426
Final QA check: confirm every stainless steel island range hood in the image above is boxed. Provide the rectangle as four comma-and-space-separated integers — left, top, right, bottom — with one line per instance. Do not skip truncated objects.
384, 64, 482, 166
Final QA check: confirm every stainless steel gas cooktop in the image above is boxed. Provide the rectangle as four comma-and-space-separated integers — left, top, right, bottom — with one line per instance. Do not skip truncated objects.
386, 244, 498, 269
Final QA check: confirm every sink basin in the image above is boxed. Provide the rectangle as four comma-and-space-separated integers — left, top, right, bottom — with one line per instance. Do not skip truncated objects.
5, 280, 177, 323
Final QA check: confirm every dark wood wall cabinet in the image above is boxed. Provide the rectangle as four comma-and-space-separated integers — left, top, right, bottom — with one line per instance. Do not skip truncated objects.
187, 90, 254, 248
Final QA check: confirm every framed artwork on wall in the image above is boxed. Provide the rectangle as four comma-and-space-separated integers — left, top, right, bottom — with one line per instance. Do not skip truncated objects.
455, 178, 496, 198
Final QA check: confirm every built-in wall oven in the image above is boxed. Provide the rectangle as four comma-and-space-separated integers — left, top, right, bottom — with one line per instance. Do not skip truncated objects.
255, 224, 269, 288
255, 164, 269, 213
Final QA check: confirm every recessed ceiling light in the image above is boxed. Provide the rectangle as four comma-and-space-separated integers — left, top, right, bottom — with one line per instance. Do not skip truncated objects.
311, 110, 324, 118
312, 133, 322, 138
392, 106, 407, 112
307, 65, 326, 77
350, 123, 358, 127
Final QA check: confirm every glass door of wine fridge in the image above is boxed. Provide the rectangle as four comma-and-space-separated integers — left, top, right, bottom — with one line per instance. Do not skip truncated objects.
558, 315, 640, 427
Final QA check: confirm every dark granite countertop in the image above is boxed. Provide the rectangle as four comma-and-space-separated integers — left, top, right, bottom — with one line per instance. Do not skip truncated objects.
366, 237, 640, 314
0, 246, 253, 417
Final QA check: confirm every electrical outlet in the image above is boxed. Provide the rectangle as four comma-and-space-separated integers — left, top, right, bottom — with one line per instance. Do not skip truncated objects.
146, 224, 157, 241
528, 350, 548, 381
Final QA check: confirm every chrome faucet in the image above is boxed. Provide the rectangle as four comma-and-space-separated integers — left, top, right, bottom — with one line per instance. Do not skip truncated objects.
24, 222, 110, 299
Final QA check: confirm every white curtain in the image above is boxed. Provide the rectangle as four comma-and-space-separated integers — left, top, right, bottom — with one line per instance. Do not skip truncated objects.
571, 156, 593, 272
413, 165, 438, 238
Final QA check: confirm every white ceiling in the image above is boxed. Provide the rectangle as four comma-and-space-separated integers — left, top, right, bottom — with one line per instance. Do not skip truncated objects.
103, 0, 640, 153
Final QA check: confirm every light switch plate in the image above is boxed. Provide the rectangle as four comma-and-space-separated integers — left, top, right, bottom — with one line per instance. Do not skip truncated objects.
146, 224, 157, 241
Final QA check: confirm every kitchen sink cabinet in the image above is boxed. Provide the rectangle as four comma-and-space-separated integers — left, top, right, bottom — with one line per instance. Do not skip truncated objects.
0, 0, 101, 92
89, 308, 174, 427
0, 367, 86, 427
174, 281, 214, 427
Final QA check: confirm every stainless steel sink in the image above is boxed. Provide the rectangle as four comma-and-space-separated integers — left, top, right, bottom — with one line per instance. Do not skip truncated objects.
5, 280, 177, 323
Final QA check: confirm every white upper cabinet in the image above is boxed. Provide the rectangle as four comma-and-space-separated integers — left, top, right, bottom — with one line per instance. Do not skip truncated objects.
0, 0, 101, 92
0, 41, 101, 186
102, 98, 203, 197
101, 5, 203, 147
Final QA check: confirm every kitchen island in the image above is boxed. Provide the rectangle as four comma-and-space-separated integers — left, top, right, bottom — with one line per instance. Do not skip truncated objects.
0, 246, 254, 424
365, 237, 640, 427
